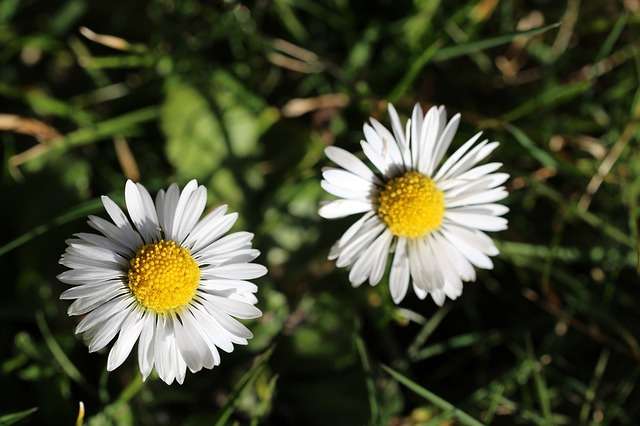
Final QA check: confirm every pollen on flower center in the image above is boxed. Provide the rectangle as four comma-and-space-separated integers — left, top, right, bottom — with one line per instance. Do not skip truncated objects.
128, 240, 200, 314
377, 171, 445, 238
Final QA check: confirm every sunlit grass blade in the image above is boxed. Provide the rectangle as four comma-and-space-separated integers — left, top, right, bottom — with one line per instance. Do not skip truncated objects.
432, 22, 560, 62
355, 335, 380, 425
0, 407, 38, 425
381, 364, 485, 426
213, 346, 275, 426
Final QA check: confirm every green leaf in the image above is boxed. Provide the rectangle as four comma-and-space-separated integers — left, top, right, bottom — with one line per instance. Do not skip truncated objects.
162, 79, 227, 180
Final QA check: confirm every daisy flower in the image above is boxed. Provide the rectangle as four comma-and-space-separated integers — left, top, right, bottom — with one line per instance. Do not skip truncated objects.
58, 180, 266, 385
319, 104, 508, 306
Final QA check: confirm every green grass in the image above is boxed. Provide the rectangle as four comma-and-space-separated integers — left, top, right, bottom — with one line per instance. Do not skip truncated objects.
1, 0, 639, 425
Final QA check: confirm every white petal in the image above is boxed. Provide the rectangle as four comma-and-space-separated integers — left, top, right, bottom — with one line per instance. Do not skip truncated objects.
324, 146, 380, 184
199, 294, 262, 319
75, 294, 134, 334
318, 199, 372, 219
60, 280, 124, 300
66, 287, 131, 316
441, 225, 494, 269
389, 238, 410, 304
194, 231, 253, 261
159, 183, 180, 238
336, 221, 384, 268
175, 311, 215, 371
429, 113, 461, 174
410, 103, 424, 168
186, 207, 235, 253
125, 180, 160, 243
168, 180, 198, 241
430, 289, 446, 306
189, 304, 235, 352
387, 104, 411, 166
200, 263, 267, 280
138, 313, 156, 380
107, 309, 145, 371
445, 212, 508, 231
322, 168, 376, 193
336, 211, 375, 249
446, 187, 508, 208
175, 186, 207, 244
321, 180, 372, 201
417, 106, 440, 173
434, 132, 483, 181
86, 307, 131, 353
368, 231, 393, 286
58, 268, 125, 285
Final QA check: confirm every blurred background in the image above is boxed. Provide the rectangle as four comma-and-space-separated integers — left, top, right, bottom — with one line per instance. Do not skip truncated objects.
1, 0, 639, 425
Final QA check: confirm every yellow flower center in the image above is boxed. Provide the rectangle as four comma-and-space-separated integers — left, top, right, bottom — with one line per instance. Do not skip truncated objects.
377, 171, 445, 238
127, 240, 200, 314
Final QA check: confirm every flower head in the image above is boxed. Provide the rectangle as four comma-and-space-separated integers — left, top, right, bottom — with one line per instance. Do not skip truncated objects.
59, 180, 266, 384
319, 104, 508, 305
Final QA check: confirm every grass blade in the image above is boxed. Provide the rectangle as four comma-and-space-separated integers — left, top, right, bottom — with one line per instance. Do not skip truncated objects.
0, 407, 38, 425
213, 346, 275, 426
504, 123, 558, 169
382, 364, 485, 426
355, 335, 380, 425
36, 311, 86, 386
432, 23, 560, 62
526, 337, 553, 425
388, 40, 441, 102
408, 305, 451, 359
0, 198, 104, 257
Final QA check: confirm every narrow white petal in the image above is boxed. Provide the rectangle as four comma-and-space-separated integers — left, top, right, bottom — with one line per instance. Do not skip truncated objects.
429, 113, 460, 174
107, 309, 145, 371
368, 230, 393, 286
201, 263, 267, 280
445, 212, 508, 231
125, 180, 160, 243
318, 199, 372, 219
389, 238, 410, 304
324, 146, 381, 184
336, 221, 384, 268
175, 186, 207, 243
168, 180, 198, 241
322, 168, 376, 193
138, 313, 156, 380
434, 132, 483, 181
446, 187, 508, 208
441, 226, 494, 269
321, 180, 372, 201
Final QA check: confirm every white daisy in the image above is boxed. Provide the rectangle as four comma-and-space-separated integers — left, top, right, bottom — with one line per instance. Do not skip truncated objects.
58, 180, 266, 385
319, 103, 508, 306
